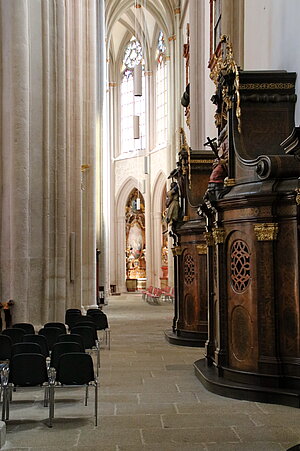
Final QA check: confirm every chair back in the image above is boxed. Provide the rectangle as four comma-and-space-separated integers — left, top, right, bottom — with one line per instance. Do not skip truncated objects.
71, 326, 96, 349
2, 328, 25, 344
87, 308, 103, 315
0, 334, 12, 361
56, 352, 94, 385
38, 327, 62, 350
57, 333, 85, 351
13, 323, 35, 334
9, 353, 48, 386
11, 342, 42, 357
72, 319, 98, 340
87, 312, 108, 331
23, 334, 49, 357
65, 312, 82, 328
50, 342, 82, 369
44, 322, 67, 334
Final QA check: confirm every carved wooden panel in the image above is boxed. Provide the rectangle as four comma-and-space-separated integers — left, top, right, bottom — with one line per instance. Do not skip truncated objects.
230, 240, 251, 293
226, 228, 258, 371
231, 306, 252, 361
184, 253, 195, 285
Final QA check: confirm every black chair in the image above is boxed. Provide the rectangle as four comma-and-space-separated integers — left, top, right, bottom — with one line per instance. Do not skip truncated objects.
55, 352, 98, 426
71, 326, 100, 372
38, 327, 62, 351
86, 308, 104, 315
2, 328, 25, 344
1, 353, 54, 427
13, 323, 35, 335
87, 312, 110, 349
72, 319, 98, 341
23, 334, 49, 358
65, 308, 81, 316
50, 342, 81, 370
0, 335, 12, 362
65, 313, 82, 329
57, 334, 85, 352
44, 322, 67, 335
65, 310, 81, 328
11, 342, 42, 357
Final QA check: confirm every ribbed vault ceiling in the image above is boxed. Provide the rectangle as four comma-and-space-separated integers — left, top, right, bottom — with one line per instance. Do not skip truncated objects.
105, 0, 180, 63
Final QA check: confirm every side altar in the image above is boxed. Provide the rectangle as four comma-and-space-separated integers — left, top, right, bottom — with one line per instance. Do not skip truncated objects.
194, 36, 300, 407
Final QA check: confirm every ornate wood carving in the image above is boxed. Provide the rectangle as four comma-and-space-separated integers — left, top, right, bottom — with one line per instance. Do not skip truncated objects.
254, 223, 279, 241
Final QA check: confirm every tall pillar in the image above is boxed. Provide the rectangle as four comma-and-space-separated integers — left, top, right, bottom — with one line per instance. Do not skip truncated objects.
1, 0, 30, 322
189, 0, 205, 150
81, 0, 97, 308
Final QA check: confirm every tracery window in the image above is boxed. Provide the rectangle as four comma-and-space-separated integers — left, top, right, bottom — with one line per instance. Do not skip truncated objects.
121, 37, 146, 154
156, 31, 167, 147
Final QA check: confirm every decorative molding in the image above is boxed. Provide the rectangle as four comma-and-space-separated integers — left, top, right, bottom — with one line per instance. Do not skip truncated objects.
254, 223, 279, 241
197, 244, 207, 255
165, 56, 171, 61
168, 35, 176, 42
183, 215, 190, 222
135, 3, 142, 8
174, 7, 181, 15
212, 228, 226, 245
109, 82, 117, 87
240, 83, 294, 90
204, 232, 214, 247
295, 188, 300, 205
172, 246, 183, 256
224, 177, 236, 187
144, 71, 153, 77
81, 164, 90, 172
190, 159, 212, 164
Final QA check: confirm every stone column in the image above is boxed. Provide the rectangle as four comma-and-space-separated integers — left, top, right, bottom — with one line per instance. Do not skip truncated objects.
1, 0, 30, 322
81, 0, 97, 308
189, 0, 206, 150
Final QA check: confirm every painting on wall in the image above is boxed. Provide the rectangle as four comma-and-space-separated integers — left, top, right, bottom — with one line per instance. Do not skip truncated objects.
125, 188, 146, 280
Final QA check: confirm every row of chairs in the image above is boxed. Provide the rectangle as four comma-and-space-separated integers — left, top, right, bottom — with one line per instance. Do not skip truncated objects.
1, 351, 98, 427
142, 286, 174, 304
0, 308, 108, 427
65, 309, 110, 349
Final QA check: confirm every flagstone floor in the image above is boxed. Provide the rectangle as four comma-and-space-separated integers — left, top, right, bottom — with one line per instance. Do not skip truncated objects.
2, 293, 300, 450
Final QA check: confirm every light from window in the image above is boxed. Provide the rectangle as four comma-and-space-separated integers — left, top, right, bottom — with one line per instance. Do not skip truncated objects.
121, 37, 146, 154
156, 31, 167, 146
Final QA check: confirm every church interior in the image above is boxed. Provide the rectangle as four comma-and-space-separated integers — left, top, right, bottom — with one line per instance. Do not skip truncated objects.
1, 0, 300, 449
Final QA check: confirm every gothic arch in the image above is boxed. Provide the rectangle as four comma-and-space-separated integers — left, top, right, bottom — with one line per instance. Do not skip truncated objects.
115, 177, 140, 292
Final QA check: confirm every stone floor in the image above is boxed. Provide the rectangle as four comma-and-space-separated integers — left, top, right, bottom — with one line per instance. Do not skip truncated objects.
2, 293, 300, 450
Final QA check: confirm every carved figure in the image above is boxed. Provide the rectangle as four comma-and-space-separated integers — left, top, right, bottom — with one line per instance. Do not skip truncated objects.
166, 181, 179, 225
204, 128, 229, 202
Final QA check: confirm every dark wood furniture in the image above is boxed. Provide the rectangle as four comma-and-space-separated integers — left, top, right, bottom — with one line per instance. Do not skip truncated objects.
194, 37, 300, 406
164, 139, 214, 346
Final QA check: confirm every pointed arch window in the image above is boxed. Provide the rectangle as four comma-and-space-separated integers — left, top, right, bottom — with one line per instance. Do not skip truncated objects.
121, 37, 146, 154
156, 31, 167, 147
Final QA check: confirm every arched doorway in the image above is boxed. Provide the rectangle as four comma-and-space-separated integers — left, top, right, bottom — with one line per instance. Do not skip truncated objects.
125, 188, 146, 292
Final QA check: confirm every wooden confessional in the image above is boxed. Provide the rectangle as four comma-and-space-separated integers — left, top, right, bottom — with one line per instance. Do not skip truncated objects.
192, 36, 300, 406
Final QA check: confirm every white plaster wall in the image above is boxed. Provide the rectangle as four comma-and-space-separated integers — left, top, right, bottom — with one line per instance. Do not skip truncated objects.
150, 148, 168, 190
244, 0, 300, 123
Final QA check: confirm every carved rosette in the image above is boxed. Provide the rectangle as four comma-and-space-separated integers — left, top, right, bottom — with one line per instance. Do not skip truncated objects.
212, 228, 226, 245
254, 223, 279, 241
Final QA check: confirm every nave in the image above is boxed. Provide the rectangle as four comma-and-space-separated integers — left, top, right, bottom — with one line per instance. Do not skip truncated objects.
2, 294, 300, 450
